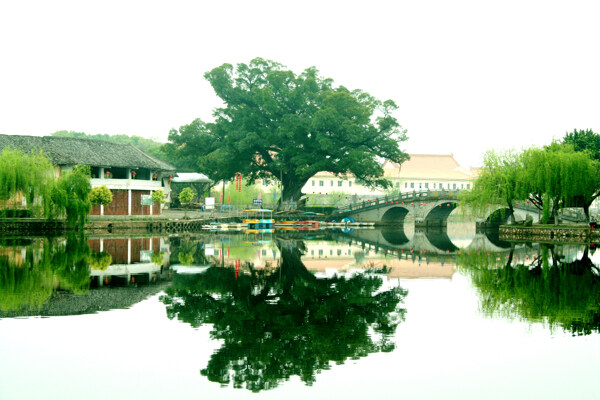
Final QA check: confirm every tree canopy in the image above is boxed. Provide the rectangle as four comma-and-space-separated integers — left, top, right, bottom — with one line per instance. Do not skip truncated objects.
89, 185, 113, 207
0, 148, 56, 218
52, 165, 92, 230
461, 144, 600, 223
561, 128, 600, 161
166, 58, 408, 208
160, 238, 406, 391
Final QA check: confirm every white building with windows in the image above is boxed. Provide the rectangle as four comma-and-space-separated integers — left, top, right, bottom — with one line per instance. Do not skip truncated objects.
302, 154, 476, 199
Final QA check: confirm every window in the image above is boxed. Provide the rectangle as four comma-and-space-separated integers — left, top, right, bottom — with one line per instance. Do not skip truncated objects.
337, 249, 342, 256
319, 180, 324, 187
425, 183, 429, 189
319, 249, 323, 256
349, 181, 353, 187
461, 183, 464, 189
330, 180, 334, 186
453, 183, 457, 189
405, 182, 408, 188
439, 183, 443, 189
338, 181, 342, 187
396, 182, 400, 188
410, 182, 414, 189
312, 180, 315, 186
467, 183, 471, 189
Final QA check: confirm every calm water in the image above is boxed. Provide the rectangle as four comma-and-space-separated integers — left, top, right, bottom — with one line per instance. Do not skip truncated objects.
0, 222, 599, 400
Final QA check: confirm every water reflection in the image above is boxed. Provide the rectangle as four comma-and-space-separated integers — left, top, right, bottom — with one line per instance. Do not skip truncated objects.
457, 243, 600, 336
160, 237, 407, 392
0, 234, 90, 313
0, 235, 170, 316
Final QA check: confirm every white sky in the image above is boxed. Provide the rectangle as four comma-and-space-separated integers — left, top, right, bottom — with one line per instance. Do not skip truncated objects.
1, 0, 599, 168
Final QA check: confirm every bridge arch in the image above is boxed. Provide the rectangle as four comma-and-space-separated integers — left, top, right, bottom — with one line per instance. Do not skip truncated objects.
485, 207, 513, 224
424, 201, 458, 222
381, 206, 410, 225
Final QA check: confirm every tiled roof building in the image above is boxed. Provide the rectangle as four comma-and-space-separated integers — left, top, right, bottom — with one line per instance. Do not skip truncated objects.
0, 134, 176, 216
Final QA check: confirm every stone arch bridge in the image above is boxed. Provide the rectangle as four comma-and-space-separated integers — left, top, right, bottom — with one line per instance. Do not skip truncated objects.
331, 190, 541, 227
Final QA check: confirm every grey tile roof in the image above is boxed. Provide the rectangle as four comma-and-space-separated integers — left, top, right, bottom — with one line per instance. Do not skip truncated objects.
0, 134, 175, 171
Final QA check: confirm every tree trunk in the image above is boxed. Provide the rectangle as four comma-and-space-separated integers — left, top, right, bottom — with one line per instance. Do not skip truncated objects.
507, 203, 516, 224
278, 177, 307, 211
583, 202, 590, 221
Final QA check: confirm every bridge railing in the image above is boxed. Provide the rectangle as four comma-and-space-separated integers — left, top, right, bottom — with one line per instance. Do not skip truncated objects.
332, 189, 466, 215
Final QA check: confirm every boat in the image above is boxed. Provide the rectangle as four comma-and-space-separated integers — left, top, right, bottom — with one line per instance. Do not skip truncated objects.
242, 208, 275, 229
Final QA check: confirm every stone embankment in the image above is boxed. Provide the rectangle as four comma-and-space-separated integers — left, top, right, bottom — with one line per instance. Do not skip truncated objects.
500, 225, 600, 243
0, 209, 240, 236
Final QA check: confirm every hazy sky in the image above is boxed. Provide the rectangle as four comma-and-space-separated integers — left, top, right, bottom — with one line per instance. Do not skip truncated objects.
1, 0, 599, 168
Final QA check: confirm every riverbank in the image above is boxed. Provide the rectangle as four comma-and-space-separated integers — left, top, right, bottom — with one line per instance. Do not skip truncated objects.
500, 224, 600, 243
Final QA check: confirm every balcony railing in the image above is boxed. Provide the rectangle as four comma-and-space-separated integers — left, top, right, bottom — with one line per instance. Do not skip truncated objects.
90, 178, 165, 190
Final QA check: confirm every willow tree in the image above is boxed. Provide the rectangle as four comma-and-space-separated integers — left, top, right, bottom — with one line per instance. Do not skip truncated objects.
0, 148, 56, 217
520, 144, 600, 221
460, 150, 522, 223
166, 58, 408, 209
52, 165, 92, 230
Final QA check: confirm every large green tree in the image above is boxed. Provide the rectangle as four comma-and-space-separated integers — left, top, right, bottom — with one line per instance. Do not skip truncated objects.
160, 238, 406, 391
462, 145, 600, 223
166, 58, 408, 208
561, 128, 600, 161
520, 144, 600, 221
0, 148, 56, 218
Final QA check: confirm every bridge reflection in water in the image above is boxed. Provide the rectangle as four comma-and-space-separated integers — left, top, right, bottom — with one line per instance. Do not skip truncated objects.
321, 219, 539, 274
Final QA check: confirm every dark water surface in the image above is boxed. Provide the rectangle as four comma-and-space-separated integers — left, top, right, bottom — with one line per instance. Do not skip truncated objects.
0, 223, 599, 400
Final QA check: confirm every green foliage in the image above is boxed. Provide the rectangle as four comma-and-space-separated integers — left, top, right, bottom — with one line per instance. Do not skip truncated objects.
561, 129, 600, 161
160, 239, 406, 391
89, 251, 112, 271
178, 187, 195, 205
73, 164, 91, 177
151, 251, 166, 266
89, 185, 113, 206
178, 252, 194, 266
0, 148, 56, 218
461, 145, 600, 221
520, 144, 600, 219
0, 236, 91, 312
166, 58, 409, 207
460, 150, 522, 220
52, 165, 92, 230
152, 189, 166, 204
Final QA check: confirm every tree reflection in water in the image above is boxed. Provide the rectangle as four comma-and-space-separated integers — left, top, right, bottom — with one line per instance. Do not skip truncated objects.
457, 243, 600, 335
160, 238, 407, 392
0, 234, 90, 312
